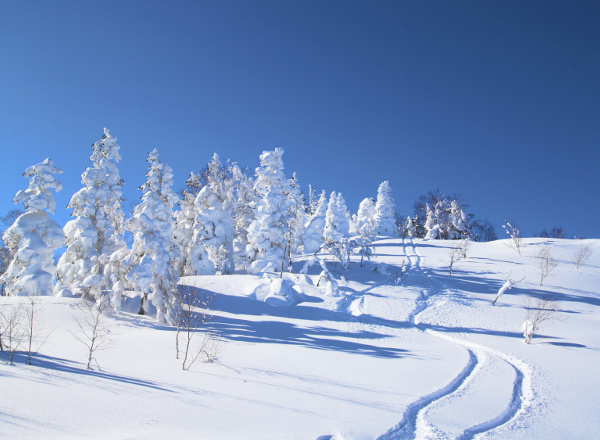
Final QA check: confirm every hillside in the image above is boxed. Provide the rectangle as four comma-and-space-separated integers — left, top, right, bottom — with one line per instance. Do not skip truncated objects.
1, 237, 599, 439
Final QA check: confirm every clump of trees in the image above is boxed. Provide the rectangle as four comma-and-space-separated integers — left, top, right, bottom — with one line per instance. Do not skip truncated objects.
401, 188, 496, 242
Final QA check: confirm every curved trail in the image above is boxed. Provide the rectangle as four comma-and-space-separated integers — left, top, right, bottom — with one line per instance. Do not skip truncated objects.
375, 238, 534, 440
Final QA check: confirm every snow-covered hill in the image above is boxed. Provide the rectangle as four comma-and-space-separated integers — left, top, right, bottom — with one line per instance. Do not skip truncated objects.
2, 238, 599, 439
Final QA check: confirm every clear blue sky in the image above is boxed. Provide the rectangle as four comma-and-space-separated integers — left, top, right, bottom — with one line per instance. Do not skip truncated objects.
1, 1, 598, 238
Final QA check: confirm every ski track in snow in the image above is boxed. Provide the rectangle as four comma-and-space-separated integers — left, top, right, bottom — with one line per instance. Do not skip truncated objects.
338, 238, 535, 440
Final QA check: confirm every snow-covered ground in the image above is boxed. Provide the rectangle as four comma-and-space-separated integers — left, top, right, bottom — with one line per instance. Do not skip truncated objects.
2, 237, 599, 439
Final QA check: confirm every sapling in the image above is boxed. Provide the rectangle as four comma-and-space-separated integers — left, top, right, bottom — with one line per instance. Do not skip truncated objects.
522, 296, 560, 344
502, 219, 522, 256
572, 244, 592, 269
537, 246, 558, 286
448, 241, 463, 276
72, 299, 112, 370
23, 295, 50, 365
174, 284, 221, 370
492, 275, 524, 305
0, 298, 23, 365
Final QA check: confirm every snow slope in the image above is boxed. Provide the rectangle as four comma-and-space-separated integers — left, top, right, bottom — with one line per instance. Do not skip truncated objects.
1, 238, 599, 439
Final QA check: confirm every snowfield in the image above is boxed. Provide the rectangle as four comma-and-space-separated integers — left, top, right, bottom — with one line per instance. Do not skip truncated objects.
2, 237, 599, 439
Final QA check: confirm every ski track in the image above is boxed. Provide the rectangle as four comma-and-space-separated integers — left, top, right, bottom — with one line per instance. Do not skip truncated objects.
339, 238, 534, 440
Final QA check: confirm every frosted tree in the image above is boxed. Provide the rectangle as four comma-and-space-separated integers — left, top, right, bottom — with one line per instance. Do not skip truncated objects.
424, 204, 440, 239
324, 191, 351, 268
374, 181, 397, 237
355, 197, 376, 266
448, 200, 469, 239
174, 172, 199, 276
246, 148, 290, 274
56, 128, 127, 308
126, 149, 181, 323
283, 172, 308, 270
405, 216, 417, 238
307, 184, 320, 215
230, 163, 256, 270
190, 153, 235, 275
303, 190, 327, 254
0, 159, 64, 296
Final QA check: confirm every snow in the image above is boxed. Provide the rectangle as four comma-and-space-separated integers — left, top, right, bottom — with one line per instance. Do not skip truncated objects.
2, 237, 600, 439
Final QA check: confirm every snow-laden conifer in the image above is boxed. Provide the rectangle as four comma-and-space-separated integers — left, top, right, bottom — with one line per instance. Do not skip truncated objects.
246, 148, 290, 274
303, 190, 327, 254
424, 204, 440, 239
189, 153, 235, 275
324, 191, 351, 268
355, 197, 376, 266
448, 200, 469, 239
126, 149, 181, 323
374, 181, 397, 237
230, 163, 256, 270
283, 172, 308, 269
405, 216, 417, 238
174, 173, 199, 276
55, 129, 127, 306
0, 159, 64, 296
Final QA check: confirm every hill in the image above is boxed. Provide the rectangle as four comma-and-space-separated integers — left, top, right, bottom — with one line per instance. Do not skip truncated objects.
1, 237, 599, 439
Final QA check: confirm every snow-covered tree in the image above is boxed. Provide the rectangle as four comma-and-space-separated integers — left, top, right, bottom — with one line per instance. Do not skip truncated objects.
189, 153, 235, 275
55, 129, 127, 307
424, 204, 440, 239
174, 173, 199, 276
126, 149, 181, 323
303, 190, 327, 254
374, 181, 397, 237
405, 216, 417, 238
355, 197, 376, 266
0, 159, 64, 296
246, 148, 290, 274
283, 172, 308, 270
230, 163, 256, 270
448, 200, 469, 239
324, 191, 351, 268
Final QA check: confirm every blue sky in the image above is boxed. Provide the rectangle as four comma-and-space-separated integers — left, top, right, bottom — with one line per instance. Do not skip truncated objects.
1, 1, 599, 238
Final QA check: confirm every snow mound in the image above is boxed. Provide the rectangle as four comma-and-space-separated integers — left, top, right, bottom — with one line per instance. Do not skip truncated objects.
252, 277, 305, 307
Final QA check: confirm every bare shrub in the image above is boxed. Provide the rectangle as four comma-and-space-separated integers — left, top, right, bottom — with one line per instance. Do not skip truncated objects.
23, 295, 51, 365
572, 244, 592, 269
72, 299, 112, 370
537, 246, 558, 286
522, 296, 560, 344
174, 285, 222, 370
502, 219, 522, 256
0, 298, 24, 364
448, 240, 469, 276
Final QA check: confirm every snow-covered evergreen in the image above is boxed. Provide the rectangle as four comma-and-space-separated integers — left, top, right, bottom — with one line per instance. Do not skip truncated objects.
55, 129, 127, 307
355, 197, 376, 266
230, 163, 256, 270
125, 149, 181, 323
189, 153, 235, 275
324, 191, 351, 268
424, 204, 440, 239
0, 159, 64, 296
246, 148, 290, 274
174, 173, 199, 276
373, 181, 397, 237
448, 200, 469, 239
283, 172, 308, 269
303, 190, 327, 254
405, 216, 417, 238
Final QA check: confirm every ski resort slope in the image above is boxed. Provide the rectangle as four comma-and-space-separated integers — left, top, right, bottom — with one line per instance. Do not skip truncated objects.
1, 238, 599, 439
